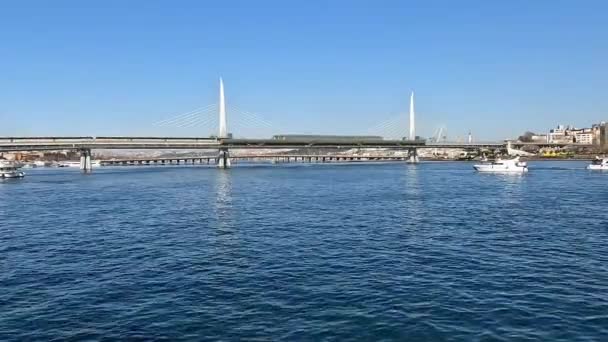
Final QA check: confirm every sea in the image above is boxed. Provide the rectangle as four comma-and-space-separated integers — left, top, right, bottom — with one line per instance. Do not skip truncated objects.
1, 161, 607, 341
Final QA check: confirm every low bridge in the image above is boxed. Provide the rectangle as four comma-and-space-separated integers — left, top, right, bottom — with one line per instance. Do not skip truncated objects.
100, 154, 419, 166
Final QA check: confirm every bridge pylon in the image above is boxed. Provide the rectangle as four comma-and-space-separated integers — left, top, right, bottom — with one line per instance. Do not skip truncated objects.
407, 92, 419, 163
217, 78, 231, 168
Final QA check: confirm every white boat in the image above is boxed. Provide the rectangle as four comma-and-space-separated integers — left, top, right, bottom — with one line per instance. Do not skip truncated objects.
58, 160, 101, 168
473, 156, 528, 173
0, 161, 26, 178
587, 157, 608, 170
58, 161, 81, 168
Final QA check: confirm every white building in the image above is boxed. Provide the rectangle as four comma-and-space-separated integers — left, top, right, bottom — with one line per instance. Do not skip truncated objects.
548, 125, 574, 143
574, 133, 594, 144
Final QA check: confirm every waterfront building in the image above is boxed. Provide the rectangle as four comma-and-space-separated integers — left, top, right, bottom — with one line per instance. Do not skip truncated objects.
574, 133, 594, 144
601, 123, 608, 151
546, 124, 600, 145
548, 125, 572, 143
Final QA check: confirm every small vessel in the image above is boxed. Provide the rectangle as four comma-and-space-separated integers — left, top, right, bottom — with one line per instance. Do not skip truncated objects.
58, 160, 101, 168
58, 161, 81, 168
473, 156, 528, 173
0, 161, 26, 178
587, 156, 608, 170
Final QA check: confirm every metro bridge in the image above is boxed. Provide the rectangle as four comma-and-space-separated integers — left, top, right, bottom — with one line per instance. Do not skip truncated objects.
1, 79, 556, 171
0, 135, 514, 172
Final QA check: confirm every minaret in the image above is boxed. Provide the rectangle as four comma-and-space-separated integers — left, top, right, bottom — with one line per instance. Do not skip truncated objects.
468, 131, 472, 144
218, 77, 227, 138
409, 91, 415, 140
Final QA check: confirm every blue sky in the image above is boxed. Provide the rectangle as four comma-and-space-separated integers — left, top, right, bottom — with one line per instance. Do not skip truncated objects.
1, 0, 606, 140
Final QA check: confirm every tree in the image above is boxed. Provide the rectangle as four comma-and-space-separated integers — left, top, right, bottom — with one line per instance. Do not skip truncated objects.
518, 131, 536, 142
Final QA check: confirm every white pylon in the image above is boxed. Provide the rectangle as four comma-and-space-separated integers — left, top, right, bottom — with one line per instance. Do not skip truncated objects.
409, 91, 415, 140
218, 77, 227, 138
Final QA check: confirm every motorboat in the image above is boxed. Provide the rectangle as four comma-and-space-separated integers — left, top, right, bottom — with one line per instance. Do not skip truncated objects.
0, 161, 26, 178
587, 157, 608, 170
473, 156, 528, 173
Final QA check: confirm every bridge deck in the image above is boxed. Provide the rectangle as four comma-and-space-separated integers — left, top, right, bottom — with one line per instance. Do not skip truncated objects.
0, 136, 510, 152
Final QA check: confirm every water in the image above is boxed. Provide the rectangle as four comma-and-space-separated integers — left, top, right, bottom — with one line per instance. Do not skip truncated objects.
1, 161, 607, 341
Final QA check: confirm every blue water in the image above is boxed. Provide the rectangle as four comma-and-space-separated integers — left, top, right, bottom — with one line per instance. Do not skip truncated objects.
1, 161, 607, 341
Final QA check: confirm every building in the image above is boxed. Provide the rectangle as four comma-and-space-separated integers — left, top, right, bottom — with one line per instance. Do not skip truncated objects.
601, 123, 608, 151
520, 122, 606, 146
548, 125, 572, 143
574, 133, 594, 144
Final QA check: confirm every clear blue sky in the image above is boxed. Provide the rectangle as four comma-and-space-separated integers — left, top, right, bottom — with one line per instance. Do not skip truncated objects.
1, 0, 607, 140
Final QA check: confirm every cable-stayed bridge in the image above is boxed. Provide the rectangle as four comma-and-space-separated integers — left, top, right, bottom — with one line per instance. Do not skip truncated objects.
0, 78, 539, 171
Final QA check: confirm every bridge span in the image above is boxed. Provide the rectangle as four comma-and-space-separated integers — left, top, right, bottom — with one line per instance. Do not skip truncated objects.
2, 79, 558, 172
0, 136, 511, 171
0, 136, 508, 152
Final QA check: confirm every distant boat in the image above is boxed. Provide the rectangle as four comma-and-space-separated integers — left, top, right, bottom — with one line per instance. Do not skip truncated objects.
0, 161, 26, 178
473, 156, 528, 173
58, 161, 81, 168
587, 157, 608, 170
58, 160, 101, 168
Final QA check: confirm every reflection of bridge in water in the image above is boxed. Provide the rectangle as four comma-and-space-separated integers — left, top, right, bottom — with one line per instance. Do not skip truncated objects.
0, 79, 572, 172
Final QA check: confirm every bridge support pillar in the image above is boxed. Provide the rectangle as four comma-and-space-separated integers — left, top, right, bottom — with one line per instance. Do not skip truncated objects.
407, 148, 419, 164
506, 140, 513, 156
79, 149, 92, 172
217, 148, 231, 169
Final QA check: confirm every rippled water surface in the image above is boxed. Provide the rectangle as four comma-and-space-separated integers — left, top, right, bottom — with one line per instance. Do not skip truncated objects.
2, 161, 608, 341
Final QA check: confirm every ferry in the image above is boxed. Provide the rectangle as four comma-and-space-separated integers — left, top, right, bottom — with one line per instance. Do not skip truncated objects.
0, 161, 26, 178
473, 156, 528, 173
587, 157, 608, 170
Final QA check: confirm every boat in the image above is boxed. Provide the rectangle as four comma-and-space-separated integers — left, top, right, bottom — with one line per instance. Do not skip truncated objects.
587, 156, 608, 170
58, 161, 81, 168
58, 160, 101, 168
473, 156, 528, 173
0, 161, 26, 178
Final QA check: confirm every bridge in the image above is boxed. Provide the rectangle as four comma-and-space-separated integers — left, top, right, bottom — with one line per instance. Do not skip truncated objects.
0, 78, 521, 171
